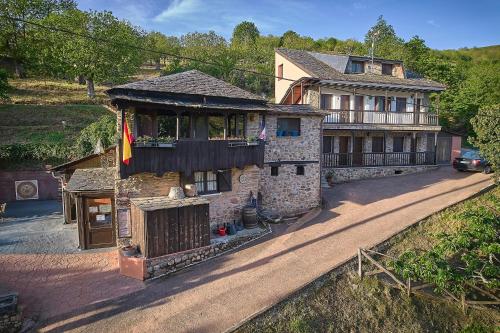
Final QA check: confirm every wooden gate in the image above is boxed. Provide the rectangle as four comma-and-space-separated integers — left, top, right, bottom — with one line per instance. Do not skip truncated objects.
437, 136, 452, 164
131, 197, 210, 258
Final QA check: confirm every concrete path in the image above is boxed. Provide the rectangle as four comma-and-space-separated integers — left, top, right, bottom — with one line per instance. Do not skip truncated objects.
0, 201, 143, 320
37, 167, 492, 333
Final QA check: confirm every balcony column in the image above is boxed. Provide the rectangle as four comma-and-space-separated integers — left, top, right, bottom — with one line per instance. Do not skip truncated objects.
350, 131, 354, 166
383, 131, 387, 166
436, 94, 440, 118
175, 112, 180, 140
223, 114, 228, 139
119, 107, 126, 179
411, 132, 417, 165
385, 90, 389, 123
434, 132, 438, 164
414, 92, 419, 125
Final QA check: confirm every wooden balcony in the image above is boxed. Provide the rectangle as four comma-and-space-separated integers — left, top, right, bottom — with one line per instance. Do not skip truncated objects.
323, 109, 439, 126
323, 151, 436, 168
119, 140, 264, 178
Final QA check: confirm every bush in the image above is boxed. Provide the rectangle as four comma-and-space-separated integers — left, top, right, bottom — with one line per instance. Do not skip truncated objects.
0, 69, 9, 99
74, 114, 117, 157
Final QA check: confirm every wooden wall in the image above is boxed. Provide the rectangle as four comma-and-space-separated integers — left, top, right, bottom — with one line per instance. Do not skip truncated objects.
131, 203, 210, 258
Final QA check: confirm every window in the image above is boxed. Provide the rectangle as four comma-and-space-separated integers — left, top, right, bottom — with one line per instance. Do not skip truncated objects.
277, 118, 300, 137
396, 97, 407, 112
277, 64, 283, 80
351, 61, 364, 73
296, 165, 305, 175
393, 137, 404, 152
320, 94, 332, 109
382, 63, 393, 75
208, 116, 225, 139
415, 98, 422, 112
157, 115, 176, 138
375, 96, 386, 111
186, 170, 232, 195
323, 136, 333, 153
136, 114, 154, 137
372, 137, 384, 153
227, 114, 245, 138
271, 166, 279, 176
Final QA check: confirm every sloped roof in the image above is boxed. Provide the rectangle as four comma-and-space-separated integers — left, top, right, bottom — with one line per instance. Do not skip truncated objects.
108, 70, 265, 102
276, 48, 445, 91
66, 168, 115, 192
51, 146, 116, 172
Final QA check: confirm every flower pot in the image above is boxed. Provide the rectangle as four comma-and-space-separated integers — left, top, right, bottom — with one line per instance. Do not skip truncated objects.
157, 143, 175, 148
121, 245, 137, 257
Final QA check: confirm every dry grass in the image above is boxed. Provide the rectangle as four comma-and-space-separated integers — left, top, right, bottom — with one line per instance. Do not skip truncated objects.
3, 78, 108, 105
237, 187, 500, 333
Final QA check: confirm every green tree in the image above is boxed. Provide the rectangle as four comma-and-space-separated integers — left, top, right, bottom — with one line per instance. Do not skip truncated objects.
231, 21, 259, 47
39, 9, 145, 98
74, 114, 116, 157
0, 0, 76, 77
470, 106, 499, 179
0, 69, 9, 99
145, 31, 180, 69
365, 15, 404, 59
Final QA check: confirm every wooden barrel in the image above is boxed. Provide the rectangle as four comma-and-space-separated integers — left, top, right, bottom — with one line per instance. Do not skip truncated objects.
242, 206, 258, 229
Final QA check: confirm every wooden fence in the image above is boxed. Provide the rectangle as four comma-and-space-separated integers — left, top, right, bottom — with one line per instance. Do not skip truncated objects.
357, 248, 500, 312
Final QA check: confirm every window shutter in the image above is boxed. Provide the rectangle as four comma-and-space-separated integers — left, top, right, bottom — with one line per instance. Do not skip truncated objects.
217, 169, 232, 192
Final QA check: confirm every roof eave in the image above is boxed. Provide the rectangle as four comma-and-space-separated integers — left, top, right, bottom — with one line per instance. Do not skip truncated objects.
317, 79, 446, 92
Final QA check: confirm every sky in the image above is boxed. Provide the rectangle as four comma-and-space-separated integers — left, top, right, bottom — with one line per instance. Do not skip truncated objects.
76, 0, 500, 50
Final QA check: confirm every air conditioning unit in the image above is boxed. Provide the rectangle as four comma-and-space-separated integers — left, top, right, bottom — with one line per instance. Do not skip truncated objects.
14, 180, 39, 200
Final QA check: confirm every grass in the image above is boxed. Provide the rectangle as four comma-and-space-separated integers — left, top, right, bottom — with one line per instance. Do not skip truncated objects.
236, 187, 500, 333
0, 104, 110, 145
3, 78, 108, 104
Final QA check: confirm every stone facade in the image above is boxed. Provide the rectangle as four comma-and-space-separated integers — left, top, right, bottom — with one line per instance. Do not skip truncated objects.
258, 114, 322, 215
323, 165, 439, 184
0, 310, 22, 333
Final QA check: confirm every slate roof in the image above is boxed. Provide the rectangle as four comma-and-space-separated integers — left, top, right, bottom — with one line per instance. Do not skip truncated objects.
130, 196, 209, 211
66, 168, 115, 192
276, 48, 445, 91
108, 70, 265, 102
51, 146, 116, 172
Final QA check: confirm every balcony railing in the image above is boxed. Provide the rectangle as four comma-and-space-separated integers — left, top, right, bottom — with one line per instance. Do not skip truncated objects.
119, 139, 264, 178
323, 109, 439, 126
323, 151, 436, 168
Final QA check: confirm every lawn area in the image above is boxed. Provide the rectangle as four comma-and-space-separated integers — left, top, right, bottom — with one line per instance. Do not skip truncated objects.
3, 78, 108, 104
0, 104, 110, 145
237, 187, 500, 333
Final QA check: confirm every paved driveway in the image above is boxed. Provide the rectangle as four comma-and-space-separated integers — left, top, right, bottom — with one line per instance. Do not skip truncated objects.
32, 167, 493, 333
0, 200, 144, 321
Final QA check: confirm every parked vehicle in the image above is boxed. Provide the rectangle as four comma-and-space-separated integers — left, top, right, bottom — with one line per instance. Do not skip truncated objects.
452, 150, 492, 174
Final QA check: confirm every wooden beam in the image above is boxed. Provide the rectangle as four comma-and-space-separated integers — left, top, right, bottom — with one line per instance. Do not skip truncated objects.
176, 112, 180, 140
361, 249, 407, 289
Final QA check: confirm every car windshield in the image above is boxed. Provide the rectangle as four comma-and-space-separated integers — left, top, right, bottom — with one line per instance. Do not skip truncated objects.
462, 151, 480, 159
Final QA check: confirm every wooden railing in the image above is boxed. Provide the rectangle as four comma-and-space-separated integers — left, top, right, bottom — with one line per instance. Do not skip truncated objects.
120, 140, 265, 178
322, 151, 436, 168
323, 109, 439, 126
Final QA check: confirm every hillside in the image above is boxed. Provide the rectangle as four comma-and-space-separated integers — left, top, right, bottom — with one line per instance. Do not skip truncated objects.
237, 187, 500, 333
440, 45, 500, 63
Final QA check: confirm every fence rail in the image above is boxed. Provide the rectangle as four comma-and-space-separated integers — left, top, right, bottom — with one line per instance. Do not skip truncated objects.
357, 248, 500, 312
323, 109, 439, 126
323, 151, 436, 168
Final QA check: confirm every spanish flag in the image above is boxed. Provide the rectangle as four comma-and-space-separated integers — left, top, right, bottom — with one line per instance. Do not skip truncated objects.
122, 120, 132, 165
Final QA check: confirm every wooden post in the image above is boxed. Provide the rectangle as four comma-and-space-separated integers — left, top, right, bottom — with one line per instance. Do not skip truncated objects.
385, 90, 389, 124
176, 112, 180, 140
383, 131, 387, 166
300, 82, 304, 105
411, 132, 417, 165
407, 277, 411, 297
358, 248, 363, 278
223, 114, 228, 139
434, 132, 438, 164
461, 293, 466, 314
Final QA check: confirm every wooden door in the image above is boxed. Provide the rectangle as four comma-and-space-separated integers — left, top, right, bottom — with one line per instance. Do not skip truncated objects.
339, 136, 349, 166
437, 136, 452, 164
84, 197, 115, 249
353, 137, 363, 166
340, 95, 350, 122
354, 96, 364, 122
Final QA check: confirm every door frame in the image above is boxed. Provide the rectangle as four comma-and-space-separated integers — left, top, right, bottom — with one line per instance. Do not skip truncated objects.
75, 191, 116, 250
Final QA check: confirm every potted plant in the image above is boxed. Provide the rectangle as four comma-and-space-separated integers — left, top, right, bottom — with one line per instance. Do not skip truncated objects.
325, 171, 334, 187
157, 136, 175, 147
135, 135, 155, 147
246, 135, 258, 146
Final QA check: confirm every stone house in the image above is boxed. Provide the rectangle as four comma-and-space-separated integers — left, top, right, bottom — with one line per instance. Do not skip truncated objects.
55, 70, 323, 278
275, 48, 449, 183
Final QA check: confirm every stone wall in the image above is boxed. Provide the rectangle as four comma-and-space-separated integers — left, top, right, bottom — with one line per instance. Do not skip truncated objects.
0, 310, 22, 333
258, 114, 322, 215
203, 166, 259, 228
145, 228, 269, 280
323, 165, 439, 184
